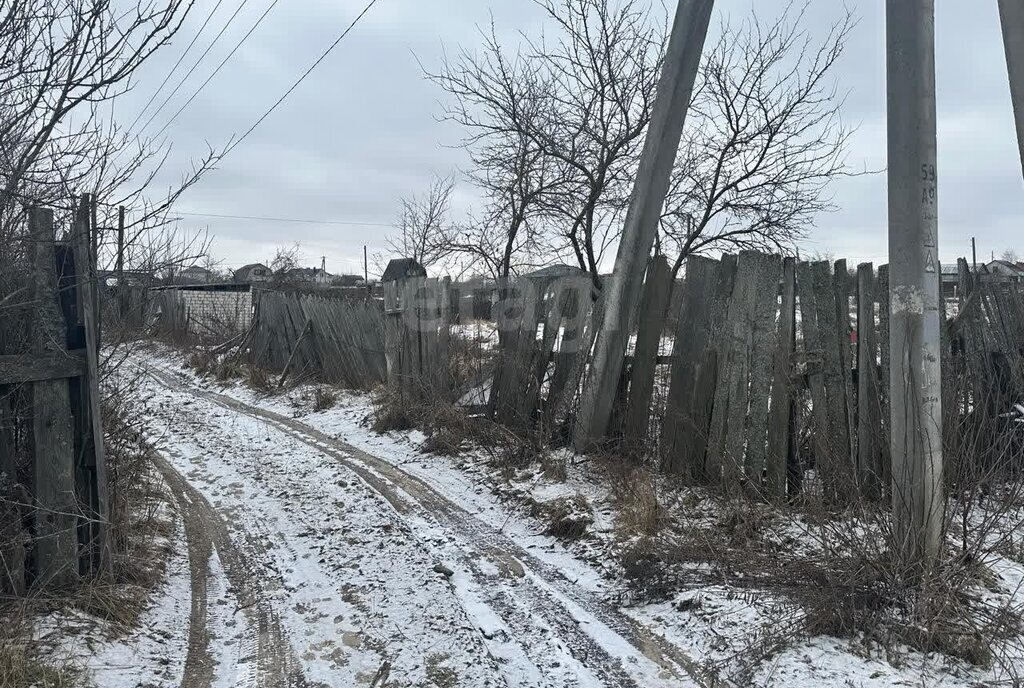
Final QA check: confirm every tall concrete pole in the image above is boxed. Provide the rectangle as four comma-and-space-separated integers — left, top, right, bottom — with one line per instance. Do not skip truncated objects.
573, 0, 715, 450
999, 0, 1024, 179
886, 0, 944, 573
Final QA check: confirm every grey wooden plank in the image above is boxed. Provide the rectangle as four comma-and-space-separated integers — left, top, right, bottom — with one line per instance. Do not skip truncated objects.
856, 263, 882, 499
813, 260, 854, 502
73, 204, 112, 574
550, 295, 603, 431
29, 208, 78, 586
744, 254, 782, 489
834, 260, 857, 475
623, 256, 673, 455
877, 264, 892, 491
0, 352, 86, 384
708, 251, 760, 489
766, 257, 796, 500
661, 256, 717, 475
797, 261, 831, 501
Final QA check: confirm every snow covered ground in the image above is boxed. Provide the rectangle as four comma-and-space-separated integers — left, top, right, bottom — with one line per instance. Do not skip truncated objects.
52, 344, 1024, 687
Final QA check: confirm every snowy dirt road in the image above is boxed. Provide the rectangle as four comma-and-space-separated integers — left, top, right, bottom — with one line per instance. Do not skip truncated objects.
134, 360, 705, 688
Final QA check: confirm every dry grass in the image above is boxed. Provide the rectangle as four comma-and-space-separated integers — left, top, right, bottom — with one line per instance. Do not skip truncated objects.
610, 467, 669, 538
532, 494, 594, 541
0, 638, 76, 688
312, 386, 338, 411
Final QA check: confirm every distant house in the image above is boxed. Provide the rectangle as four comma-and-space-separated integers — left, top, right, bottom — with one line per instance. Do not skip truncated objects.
940, 263, 962, 299
233, 263, 271, 284
176, 266, 218, 285
382, 258, 426, 283
986, 260, 1024, 281
284, 267, 333, 285
522, 264, 585, 281
332, 273, 367, 287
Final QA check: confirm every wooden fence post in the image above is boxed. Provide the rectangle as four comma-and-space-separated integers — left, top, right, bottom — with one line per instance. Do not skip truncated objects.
29, 207, 79, 587
73, 198, 111, 574
834, 260, 857, 474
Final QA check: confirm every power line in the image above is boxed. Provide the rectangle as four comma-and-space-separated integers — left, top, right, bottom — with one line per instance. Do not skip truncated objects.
221, 0, 380, 159
135, 0, 251, 139
125, 0, 230, 136
173, 211, 395, 228
152, 0, 283, 141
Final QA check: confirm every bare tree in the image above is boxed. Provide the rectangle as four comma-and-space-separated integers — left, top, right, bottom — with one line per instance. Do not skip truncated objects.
1001, 248, 1020, 264
527, 0, 666, 284
431, 0, 665, 286
425, 26, 561, 281
268, 243, 302, 287
388, 174, 458, 270
429, 0, 854, 288
0, 0, 221, 310
660, 4, 856, 278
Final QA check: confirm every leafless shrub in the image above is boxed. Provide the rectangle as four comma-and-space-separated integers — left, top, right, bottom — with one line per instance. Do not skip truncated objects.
247, 366, 275, 394
312, 387, 338, 412
610, 467, 669, 538
533, 494, 594, 541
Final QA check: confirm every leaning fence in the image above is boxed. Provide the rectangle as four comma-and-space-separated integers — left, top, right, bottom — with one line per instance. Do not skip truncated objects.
239, 250, 1024, 504
246, 290, 386, 390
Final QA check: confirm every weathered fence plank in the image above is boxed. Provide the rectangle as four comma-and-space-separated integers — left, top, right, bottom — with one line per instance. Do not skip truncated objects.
29, 208, 78, 587
834, 260, 857, 473
708, 251, 761, 489
744, 254, 783, 490
0, 352, 87, 384
766, 257, 796, 500
662, 255, 718, 476
623, 256, 672, 454
856, 263, 883, 499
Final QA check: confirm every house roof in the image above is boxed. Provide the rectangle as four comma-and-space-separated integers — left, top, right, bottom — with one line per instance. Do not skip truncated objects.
522, 264, 584, 280
235, 263, 269, 273
382, 258, 426, 282
987, 259, 1024, 276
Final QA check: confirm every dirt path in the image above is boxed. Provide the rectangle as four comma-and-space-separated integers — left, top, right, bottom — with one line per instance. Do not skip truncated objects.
155, 454, 311, 688
143, 364, 706, 688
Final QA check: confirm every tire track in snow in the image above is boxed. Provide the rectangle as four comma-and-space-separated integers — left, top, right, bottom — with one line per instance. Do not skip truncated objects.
155, 453, 311, 688
146, 365, 707, 688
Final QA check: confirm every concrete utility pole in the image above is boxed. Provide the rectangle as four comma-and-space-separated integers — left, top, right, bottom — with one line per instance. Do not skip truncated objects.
999, 0, 1024, 179
573, 0, 715, 450
886, 0, 944, 572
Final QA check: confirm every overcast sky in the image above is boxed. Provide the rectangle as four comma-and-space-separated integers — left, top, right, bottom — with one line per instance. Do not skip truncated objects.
117, 0, 1024, 277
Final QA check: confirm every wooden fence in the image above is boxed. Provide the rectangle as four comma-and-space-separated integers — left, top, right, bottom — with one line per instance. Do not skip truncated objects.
371, 251, 1024, 503
245, 290, 386, 390
0, 200, 109, 592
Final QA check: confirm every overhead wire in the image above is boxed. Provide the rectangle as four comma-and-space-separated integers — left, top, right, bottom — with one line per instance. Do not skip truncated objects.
135, 0, 251, 139
151, 0, 284, 141
124, 0, 230, 137
220, 0, 380, 159
173, 211, 395, 227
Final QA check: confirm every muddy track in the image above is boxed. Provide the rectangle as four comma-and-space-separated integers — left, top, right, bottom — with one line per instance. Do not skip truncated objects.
147, 366, 708, 688
155, 454, 312, 688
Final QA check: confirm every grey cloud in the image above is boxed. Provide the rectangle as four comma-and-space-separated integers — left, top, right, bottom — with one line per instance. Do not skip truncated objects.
117, 0, 1024, 275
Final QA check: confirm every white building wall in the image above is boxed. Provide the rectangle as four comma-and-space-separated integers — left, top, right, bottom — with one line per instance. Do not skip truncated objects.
178, 289, 253, 336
